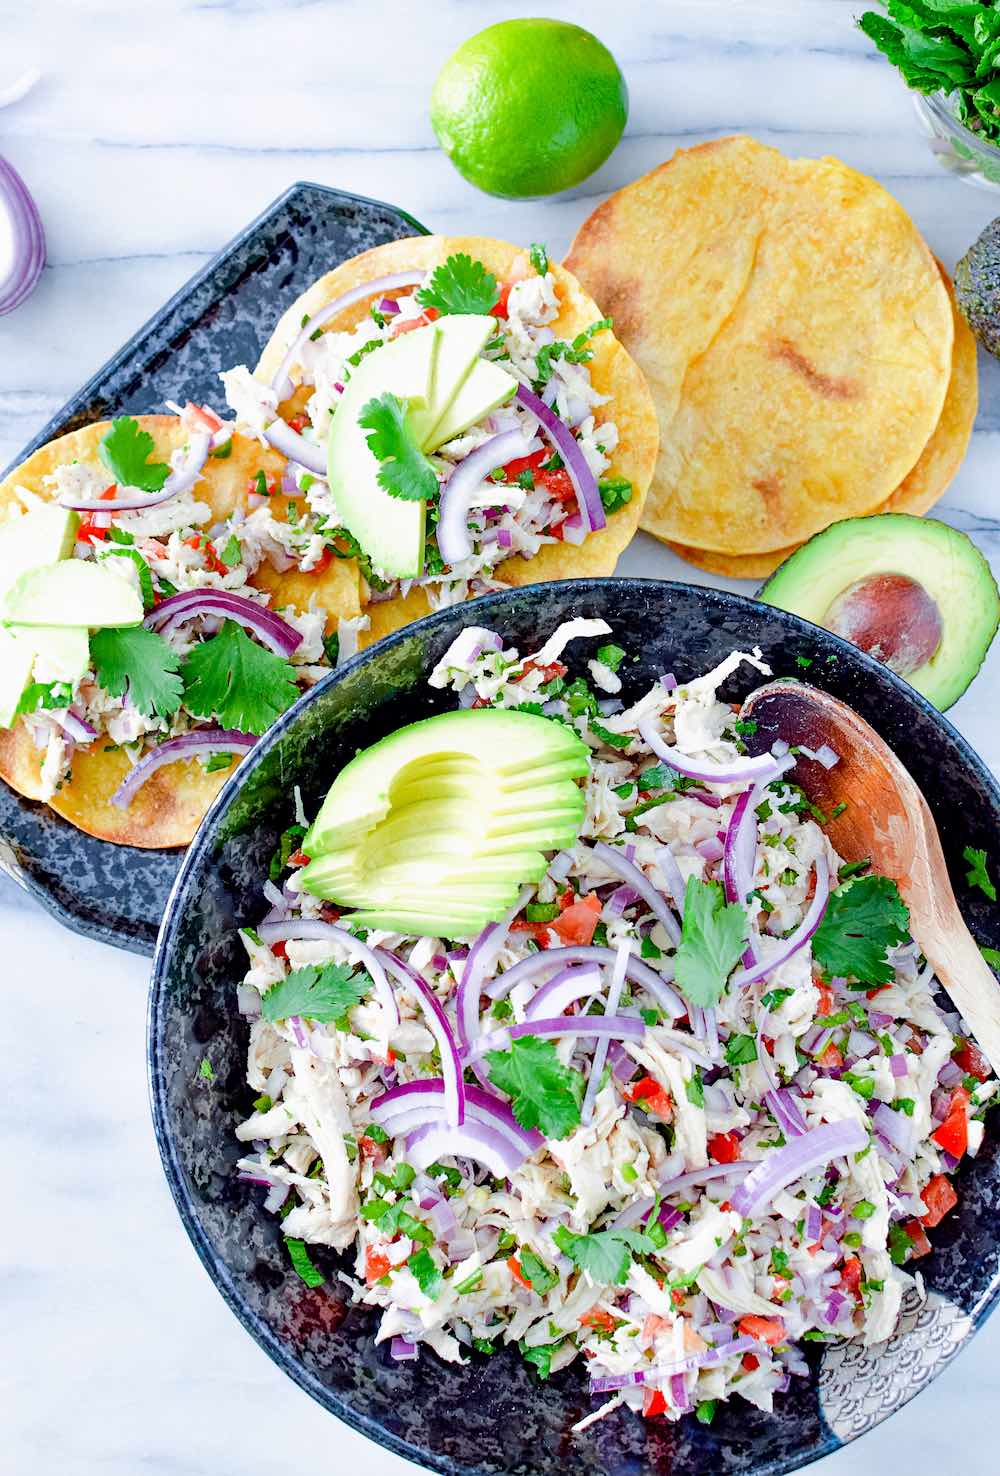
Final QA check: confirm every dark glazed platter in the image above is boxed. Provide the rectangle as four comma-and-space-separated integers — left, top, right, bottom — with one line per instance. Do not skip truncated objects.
0, 184, 429, 954
149, 578, 1000, 1476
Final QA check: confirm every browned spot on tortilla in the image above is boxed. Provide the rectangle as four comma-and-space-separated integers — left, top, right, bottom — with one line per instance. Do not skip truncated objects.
771, 339, 859, 401
752, 474, 783, 516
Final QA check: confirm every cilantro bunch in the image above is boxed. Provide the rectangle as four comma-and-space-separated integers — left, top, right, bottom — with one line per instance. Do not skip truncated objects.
859, 2, 1000, 144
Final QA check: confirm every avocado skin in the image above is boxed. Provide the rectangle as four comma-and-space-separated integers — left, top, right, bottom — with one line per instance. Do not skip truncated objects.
955, 217, 1000, 359
757, 513, 999, 711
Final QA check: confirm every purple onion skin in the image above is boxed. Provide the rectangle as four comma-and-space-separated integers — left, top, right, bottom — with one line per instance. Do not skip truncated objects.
0, 155, 45, 315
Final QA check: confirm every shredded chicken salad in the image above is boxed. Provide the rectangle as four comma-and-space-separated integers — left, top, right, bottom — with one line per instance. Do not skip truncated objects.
231, 618, 996, 1430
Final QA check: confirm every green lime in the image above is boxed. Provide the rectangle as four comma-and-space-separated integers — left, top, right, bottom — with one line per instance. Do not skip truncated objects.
430, 19, 628, 199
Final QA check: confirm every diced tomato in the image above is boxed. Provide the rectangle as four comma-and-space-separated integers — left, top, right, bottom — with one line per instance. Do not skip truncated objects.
866, 985, 890, 1000
642, 1388, 668, 1418
741, 1353, 760, 1372
320, 904, 342, 923
391, 310, 437, 336
838, 1256, 863, 1297
185, 534, 228, 576
624, 1075, 673, 1119
954, 1038, 991, 1082
905, 1028, 924, 1056
307, 548, 333, 577
536, 468, 576, 502
507, 1255, 531, 1289
549, 521, 566, 541
502, 448, 547, 482
521, 659, 568, 683
920, 1173, 958, 1228
490, 282, 513, 319
246, 473, 278, 498
287, 849, 311, 867
670, 1288, 686, 1308
738, 1316, 786, 1346
932, 1086, 971, 1159
365, 1247, 392, 1284
270, 940, 288, 959
358, 1135, 387, 1165
509, 919, 553, 946
287, 413, 309, 433
184, 400, 223, 432
580, 1308, 616, 1332
551, 891, 602, 946
816, 982, 836, 1017
905, 1220, 932, 1259
708, 1131, 741, 1164
818, 1042, 844, 1071
422, 306, 440, 321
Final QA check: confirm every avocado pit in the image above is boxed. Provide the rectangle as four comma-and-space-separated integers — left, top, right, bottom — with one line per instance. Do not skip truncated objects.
823, 572, 943, 676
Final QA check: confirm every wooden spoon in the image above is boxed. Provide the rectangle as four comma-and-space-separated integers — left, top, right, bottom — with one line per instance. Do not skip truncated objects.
740, 680, 1000, 1071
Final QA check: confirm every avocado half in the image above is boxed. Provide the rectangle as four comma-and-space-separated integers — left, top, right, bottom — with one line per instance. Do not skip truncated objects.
758, 514, 999, 710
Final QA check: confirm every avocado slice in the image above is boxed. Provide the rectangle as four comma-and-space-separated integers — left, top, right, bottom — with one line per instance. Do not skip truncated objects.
345, 906, 499, 940
300, 706, 590, 933
758, 513, 999, 710
0, 504, 85, 724
326, 323, 440, 579
408, 314, 497, 445
424, 357, 517, 452
4, 559, 144, 630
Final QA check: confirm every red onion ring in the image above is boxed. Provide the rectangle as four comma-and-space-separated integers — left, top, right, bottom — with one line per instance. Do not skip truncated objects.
144, 588, 302, 657
638, 716, 795, 788
464, 1013, 644, 1062
594, 840, 681, 946
110, 726, 255, 808
487, 943, 684, 1020
515, 385, 605, 533
58, 430, 212, 512
371, 1079, 543, 1153
523, 963, 603, 1021
375, 949, 465, 1128
732, 855, 830, 989
405, 1118, 527, 1178
271, 271, 426, 400
730, 1118, 868, 1219
581, 942, 630, 1126
436, 431, 530, 566
724, 784, 763, 968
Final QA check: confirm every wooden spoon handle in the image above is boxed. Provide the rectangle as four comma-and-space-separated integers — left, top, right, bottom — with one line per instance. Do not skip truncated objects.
920, 916, 1000, 1075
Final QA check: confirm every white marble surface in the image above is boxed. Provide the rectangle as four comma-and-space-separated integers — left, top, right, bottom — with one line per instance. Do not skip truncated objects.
2, 3, 999, 1473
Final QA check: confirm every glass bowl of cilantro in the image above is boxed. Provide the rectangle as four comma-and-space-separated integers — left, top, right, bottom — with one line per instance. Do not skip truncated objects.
860, 5, 1000, 190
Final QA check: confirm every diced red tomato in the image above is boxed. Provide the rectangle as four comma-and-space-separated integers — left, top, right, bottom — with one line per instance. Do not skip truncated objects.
522, 659, 568, 682
536, 468, 576, 502
549, 521, 566, 541
954, 1038, 991, 1082
246, 474, 279, 499
815, 982, 836, 1017
551, 891, 602, 946
358, 1135, 387, 1165
507, 1255, 531, 1289
741, 1353, 760, 1372
818, 1042, 844, 1071
509, 919, 553, 946
490, 282, 513, 319
391, 310, 437, 336
708, 1131, 741, 1164
287, 849, 311, 868
184, 400, 223, 432
77, 484, 120, 544
365, 1247, 392, 1284
920, 1173, 958, 1228
905, 1220, 932, 1258
287, 413, 309, 433
185, 534, 228, 576
670, 1288, 686, 1308
579, 1308, 616, 1332
642, 1313, 669, 1342
270, 940, 288, 959
866, 985, 890, 1000
502, 448, 547, 482
307, 548, 333, 577
838, 1256, 863, 1297
623, 1075, 673, 1119
738, 1316, 786, 1346
932, 1086, 971, 1159
642, 1388, 668, 1418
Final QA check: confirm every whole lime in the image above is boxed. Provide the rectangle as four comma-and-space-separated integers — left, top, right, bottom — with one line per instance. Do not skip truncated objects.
430, 19, 628, 199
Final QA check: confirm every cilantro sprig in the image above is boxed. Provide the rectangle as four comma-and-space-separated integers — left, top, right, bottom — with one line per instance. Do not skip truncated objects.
416, 252, 499, 316
964, 845, 996, 901
484, 1035, 585, 1139
358, 393, 438, 502
811, 874, 910, 985
261, 961, 372, 1024
859, 3, 1000, 145
91, 625, 184, 720
552, 1224, 656, 1285
674, 877, 749, 1007
98, 415, 171, 493
182, 619, 299, 735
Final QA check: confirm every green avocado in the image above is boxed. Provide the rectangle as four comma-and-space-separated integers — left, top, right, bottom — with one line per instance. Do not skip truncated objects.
408, 313, 498, 445
4, 559, 143, 630
758, 514, 999, 710
955, 217, 1000, 359
299, 706, 590, 935
0, 504, 86, 726
424, 357, 517, 451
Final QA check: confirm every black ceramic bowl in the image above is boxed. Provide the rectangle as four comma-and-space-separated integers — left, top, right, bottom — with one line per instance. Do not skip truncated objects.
149, 579, 1000, 1476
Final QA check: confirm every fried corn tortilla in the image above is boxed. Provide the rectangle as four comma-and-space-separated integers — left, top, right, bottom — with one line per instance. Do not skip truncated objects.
564, 136, 954, 556
666, 267, 978, 580
256, 235, 659, 643
0, 417, 360, 847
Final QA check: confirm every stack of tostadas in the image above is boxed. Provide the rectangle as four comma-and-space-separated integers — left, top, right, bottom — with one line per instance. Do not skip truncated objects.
564, 136, 978, 579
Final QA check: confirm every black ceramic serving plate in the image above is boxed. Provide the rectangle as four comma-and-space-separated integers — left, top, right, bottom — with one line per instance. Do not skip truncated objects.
150, 578, 1000, 1476
0, 183, 429, 954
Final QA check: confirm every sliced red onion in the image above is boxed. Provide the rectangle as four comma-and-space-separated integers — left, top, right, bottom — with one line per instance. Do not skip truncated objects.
466, 1013, 644, 1062
804, 1202, 824, 1242
262, 417, 326, 477
638, 716, 795, 788
766, 1087, 808, 1139
280, 467, 304, 498
658, 1161, 758, 1197
375, 949, 465, 1128
873, 1102, 917, 1155
457, 902, 521, 1085
755, 1003, 780, 1094
497, 527, 512, 549
145, 587, 302, 657
869, 1009, 894, 1030
524, 963, 603, 1021
0, 153, 45, 316
54, 707, 97, 744
607, 1040, 639, 1084
110, 726, 255, 808
589, 1335, 760, 1393
655, 846, 687, 923
271, 271, 425, 399
824, 1290, 847, 1326
848, 1029, 877, 1059
378, 297, 401, 315
724, 785, 761, 967
514, 385, 605, 533
488, 944, 683, 1020
696, 836, 726, 864
605, 885, 639, 917
58, 430, 212, 511
258, 920, 398, 1026
730, 1119, 869, 1219
371, 1079, 543, 1153
436, 431, 530, 566
660, 672, 678, 692
732, 855, 830, 989
670, 1373, 691, 1412
390, 1336, 419, 1361
405, 1118, 526, 1178
936, 1058, 963, 1088
593, 841, 681, 947
581, 942, 630, 1126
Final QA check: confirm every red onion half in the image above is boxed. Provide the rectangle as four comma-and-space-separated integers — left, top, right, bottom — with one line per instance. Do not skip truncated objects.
110, 726, 256, 808
0, 153, 45, 316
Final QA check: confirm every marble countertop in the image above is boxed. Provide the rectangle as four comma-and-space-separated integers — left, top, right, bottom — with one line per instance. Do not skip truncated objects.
2, 3, 998, 1473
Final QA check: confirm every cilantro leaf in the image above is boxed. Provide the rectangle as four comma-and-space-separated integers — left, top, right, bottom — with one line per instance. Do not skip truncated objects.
519, 1339, 560, 1380
982, 945, 1000, 970
15, 680, 73, 716
529, 242, 549, 275
261, 961, 372, 1024
181, 619, 299, 734
964, 845, 997, 901
724, 1033, 757, 1066
285, 1236, 325, 1288
198, 1057, 214, 1080
90, 625, 184, 720
858, 4, 998, 140
220, 532, 243, 568
408, 1247, 443, 1299
674, 877, 749, 1007
99, 545, 155, 610
519, 1247, 558, 1294
358, 393, 438, 502
98, 416, 171, 493
484, 1035, 584, 1139
416, 252, 499, 316
811, 874, 910, 985
552, 1225, 655, 1285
